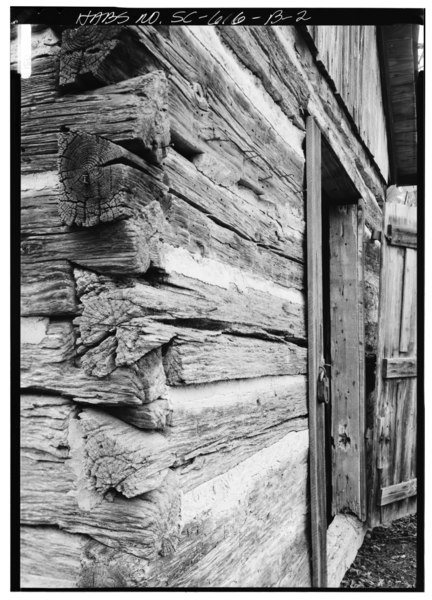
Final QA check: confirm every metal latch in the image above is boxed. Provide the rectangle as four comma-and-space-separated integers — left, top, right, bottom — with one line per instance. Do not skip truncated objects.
317, 364, 330, 404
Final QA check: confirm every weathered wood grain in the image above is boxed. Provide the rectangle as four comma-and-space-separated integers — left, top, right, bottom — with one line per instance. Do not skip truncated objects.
305, 116, 327, 587
59, 26, 160, 89
273, 26, 384, 229
21, 455, 181, 560
21, 317, 76, 370
112, 398, 172, 431
369, 202, 417, 526
75, 271, 306, 373
24, 147, 304, 294
166, 26, 305, 205
21, 393, 182, 558
143, 430, 311, 587
364, 230, 381, 355
191, 24, 385, 230
175, 417, 308, 493
164, 149, 305, 264
22, 171, 68, 235
164, 331, 306, 386
21, 394, 78, 462
379, 478, 417, 506
329, 203, 366, 520
161, 190, 304, 290
167, 375, 307, 450
23, 72, 169, 170
165, 375, 308, 485
326, 514, 367, 588
399, 248, 417, 352
12, 28, 61, 108
77, 408, 173, 497
60, 25, 305, 212
21, 261, 77, 317
382, 357, 417, 379
307, 26, 389, 181
217, 26, 308, 130
21, 527, 88, 589
21, 319, 153, 406
22, 219, 155, 275
21, 362, 148, 406
58, 130, 167, 227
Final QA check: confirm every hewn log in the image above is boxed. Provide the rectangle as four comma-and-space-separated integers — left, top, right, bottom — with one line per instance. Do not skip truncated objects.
22, 219, 155, 275
21, 395, 182, 559
21, 261, 77, 316
13, 28, 61, 108
58, 130, 167, 227
20, 394, 172, 500
164, 375, 308, 489
144, 430, 311, 587
21, 454, 181, 560
21, 362, 149, 407
20, 318, 154, 406
21, 317, 76, 370
217, 26, 308, 131
75, 271, 306, 376
60, 26, 161, 90
164, 331, 307, 386
77, 408, 174, 497
24, 148, 304, 293
164, 150, 305, 264
166, 375, 307, 457
161, 193, 304, 291
141, 26, 305, 205
23, 72, 169, 170
79, 542, 150, 588
111, 398, 172, 431
22, 171, 68, 235
113, 376, 308, 479
59, 26, 305, 209
175, 416, 308, 492
21, 394, 78, 462
21, 527, 89, 589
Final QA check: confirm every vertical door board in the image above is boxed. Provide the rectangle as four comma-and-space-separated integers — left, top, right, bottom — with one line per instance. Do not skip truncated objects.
328, 203, 366, 520
306, 116, 327, 587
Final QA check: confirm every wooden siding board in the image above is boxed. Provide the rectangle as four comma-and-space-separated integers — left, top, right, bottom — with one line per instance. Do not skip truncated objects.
308, 25, 389, 182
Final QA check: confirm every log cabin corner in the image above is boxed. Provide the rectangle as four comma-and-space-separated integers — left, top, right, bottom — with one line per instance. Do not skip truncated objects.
14, 18, 422, 589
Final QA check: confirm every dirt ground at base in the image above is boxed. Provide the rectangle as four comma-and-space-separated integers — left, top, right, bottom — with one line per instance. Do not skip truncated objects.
341, 514, 417, 589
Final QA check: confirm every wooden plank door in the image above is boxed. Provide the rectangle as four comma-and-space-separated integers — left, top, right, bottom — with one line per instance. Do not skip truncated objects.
306, 116, 327, 587
369, 202, 417, 526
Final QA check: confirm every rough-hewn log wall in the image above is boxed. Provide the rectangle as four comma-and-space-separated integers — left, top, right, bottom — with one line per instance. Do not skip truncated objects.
18, 24, 386, 588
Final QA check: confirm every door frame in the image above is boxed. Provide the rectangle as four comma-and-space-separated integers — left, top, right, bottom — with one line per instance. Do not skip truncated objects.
306, 116, 367, 586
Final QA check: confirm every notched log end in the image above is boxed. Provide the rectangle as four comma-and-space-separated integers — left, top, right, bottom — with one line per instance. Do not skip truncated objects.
58, 131, 135, 228
76, 408, 173, 499
59, 26, 125, 90
59, 26, 161, 91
